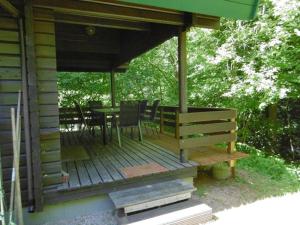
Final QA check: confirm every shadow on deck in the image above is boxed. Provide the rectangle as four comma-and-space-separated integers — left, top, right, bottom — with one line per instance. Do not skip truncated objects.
43, 131, 198, 204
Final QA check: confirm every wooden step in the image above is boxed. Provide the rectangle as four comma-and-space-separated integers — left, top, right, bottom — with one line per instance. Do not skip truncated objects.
120, 196, 212, 225
109, 179, 196, 214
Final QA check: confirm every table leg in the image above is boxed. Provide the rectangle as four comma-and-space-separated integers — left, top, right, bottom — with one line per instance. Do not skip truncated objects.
103, 113, 107, 145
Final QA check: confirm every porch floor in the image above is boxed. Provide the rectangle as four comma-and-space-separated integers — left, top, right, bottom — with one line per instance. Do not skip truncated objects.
45, 131, 197, 203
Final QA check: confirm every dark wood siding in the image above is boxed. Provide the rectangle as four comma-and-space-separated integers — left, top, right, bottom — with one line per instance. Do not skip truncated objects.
33, 9, 62, 189
0, 14, 28, 203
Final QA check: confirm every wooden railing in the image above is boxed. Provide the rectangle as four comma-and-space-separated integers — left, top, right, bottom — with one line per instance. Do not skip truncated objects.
59, 106, 237, 140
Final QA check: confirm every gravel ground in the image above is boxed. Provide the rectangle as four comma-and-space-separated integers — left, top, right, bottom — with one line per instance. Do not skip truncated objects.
39, 169, 299, 225
42, 210, 117, 225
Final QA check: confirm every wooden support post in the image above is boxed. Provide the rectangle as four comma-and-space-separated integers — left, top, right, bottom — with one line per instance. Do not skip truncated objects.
178, 28, 188, 162
110, 70, 116, 108
19, 17, 34, 210
0, 0, 19, 17
24, 0, 43, 211
227, 117, 236, 178
175, 108, 179, 139
159, 107, 164, 134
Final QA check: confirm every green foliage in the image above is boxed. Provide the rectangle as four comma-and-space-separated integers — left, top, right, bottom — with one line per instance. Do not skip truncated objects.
57, 0, 300, 155
237, 143, 300, 183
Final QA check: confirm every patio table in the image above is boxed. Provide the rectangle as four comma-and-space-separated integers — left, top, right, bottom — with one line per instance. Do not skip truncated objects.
93, 107, 120, 145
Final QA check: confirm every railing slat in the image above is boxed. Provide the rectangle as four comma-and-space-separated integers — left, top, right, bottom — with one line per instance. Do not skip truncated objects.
179, 110, 237, 123
179, 121, 236, 136
179, 133, 237, 149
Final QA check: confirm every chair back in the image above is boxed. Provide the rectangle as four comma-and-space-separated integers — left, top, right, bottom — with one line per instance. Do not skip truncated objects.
73, 101, 88, 126
119, 101, 140, 127
149, 100, 160, 121
139, 100, 148, 119
88, 100, 104, 125
88, 100, 103, 109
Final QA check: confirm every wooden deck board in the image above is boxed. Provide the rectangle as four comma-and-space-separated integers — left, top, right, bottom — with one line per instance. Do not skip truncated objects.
75, 160, 92, 187
57, 132, 197, 192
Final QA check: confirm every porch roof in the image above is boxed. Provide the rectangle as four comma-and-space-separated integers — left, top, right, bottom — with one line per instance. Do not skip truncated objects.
120, 0, 260, 20
29, 0, 260, 72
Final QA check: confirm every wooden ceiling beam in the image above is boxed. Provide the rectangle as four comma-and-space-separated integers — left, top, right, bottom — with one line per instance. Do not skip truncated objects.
32, 0, 184, 26
55, 13, 150, 31
0, 0, 19, 17
192, 15, 220, 29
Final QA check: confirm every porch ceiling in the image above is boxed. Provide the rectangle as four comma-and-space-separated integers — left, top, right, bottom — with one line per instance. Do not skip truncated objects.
31, 0, 259, 72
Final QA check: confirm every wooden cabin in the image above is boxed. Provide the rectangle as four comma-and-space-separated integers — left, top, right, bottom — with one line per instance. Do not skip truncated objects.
0, 0, 259, 212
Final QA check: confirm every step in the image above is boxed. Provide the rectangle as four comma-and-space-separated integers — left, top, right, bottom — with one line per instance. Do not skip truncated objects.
109, 179, 196, 214
120, 196, 212, 225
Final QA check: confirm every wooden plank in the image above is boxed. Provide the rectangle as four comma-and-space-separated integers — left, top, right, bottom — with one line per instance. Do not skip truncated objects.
112, 142, 141, 166
0, 0, 20, 17
39, 104, 59, 116
0, 42, 20, 54
125, 192, 192, 214
34, 21, 55, 34
41, 150, 60, 163
189, 147, 248, 166
35, 33, 55, 46
122, 138, 176, 170
91, 157, 114, 183
0, 17, 18, 30
40, 128, 60, 140
0, 93, 18, 104
0, 55, 20, 67
76, 160, 92, 187
66, 161, 80, 189
38, 93, 58, 104
124, 203, 212, 225
109, 179, 195, 209
32, 0, 184, 26
83, 160, 102, 184
42, 173, 61, 186
142, 140, 196, 167
33, 8, 54, 22
35, 45, 56, 57
55, 13, 150, 31
0, 67, 21, 80
180, 133, 237, 149
42, 161, 61, 174
0, 30, 19, 42
0, 80, 21, 92
37, 69, 57, 81
61, 162, 69, 189
179, 110, 237, 123
38, 81, 58, 92
179, 121, 237, 136
39, 116, 59, 128
36, 57, 56, 69
40, 138, 60, 152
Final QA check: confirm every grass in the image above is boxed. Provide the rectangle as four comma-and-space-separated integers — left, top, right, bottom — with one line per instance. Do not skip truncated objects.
194, 143, 300, 211
236, 143, 300, 195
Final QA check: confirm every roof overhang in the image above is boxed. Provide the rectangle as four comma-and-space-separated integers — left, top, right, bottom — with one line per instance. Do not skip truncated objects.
119, 0, 260, 20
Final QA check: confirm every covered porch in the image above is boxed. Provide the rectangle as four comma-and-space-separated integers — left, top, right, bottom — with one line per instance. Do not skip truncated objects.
44, 131, 197, 203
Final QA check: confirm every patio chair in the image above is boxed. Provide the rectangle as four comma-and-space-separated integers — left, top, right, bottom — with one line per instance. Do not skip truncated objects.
139, 100, 148, 119
116, 101, 143, 147
88, 100, 105, 136
142, 99, 160, 134
74, 101, 91, 136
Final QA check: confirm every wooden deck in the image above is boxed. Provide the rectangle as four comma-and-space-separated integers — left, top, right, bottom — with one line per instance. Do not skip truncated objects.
43, 131, 197, 203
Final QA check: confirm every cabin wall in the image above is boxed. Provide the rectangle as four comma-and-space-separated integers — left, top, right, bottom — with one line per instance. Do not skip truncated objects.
0, 14, 28, 202
33, 9, 62, 189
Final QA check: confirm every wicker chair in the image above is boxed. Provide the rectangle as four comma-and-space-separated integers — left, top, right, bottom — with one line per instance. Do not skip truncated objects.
142, 99, 160, 134
88, 100, 104, 136
73, 101, 90, 136
139, 100, 148, 119
116, 101, 143, 147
